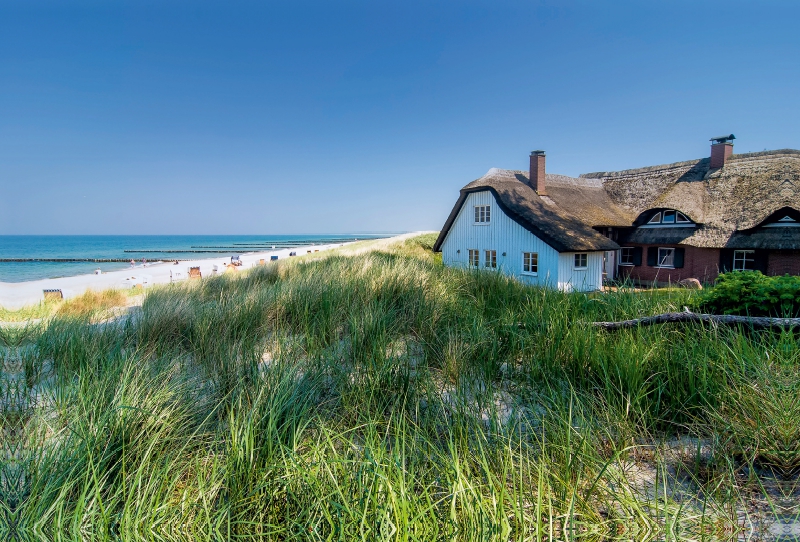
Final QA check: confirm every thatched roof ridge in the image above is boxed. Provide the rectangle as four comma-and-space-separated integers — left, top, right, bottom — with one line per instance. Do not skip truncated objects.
433, 169, 619, 253
580, 157, 707, 180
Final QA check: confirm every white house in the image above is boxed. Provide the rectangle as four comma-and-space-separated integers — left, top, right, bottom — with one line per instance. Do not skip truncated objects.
436, 140, 800, 289
433, 152, 618, 292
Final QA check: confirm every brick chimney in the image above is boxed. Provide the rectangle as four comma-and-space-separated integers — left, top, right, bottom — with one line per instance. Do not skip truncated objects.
710, 134, 735, 168
529, 150, 546, 195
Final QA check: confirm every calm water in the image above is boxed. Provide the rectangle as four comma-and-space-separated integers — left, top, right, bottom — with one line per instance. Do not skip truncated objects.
0, 235, 393, 282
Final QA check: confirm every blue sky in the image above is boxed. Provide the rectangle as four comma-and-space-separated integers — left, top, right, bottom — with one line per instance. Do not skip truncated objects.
2, 1, 798, 234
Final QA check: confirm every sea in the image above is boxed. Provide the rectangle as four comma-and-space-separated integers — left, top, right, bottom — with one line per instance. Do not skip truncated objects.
0, 234, 394, 283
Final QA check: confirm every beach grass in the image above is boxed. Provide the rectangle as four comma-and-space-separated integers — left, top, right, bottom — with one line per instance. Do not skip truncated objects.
0, 233, 796, 540
0, 288, 134, 324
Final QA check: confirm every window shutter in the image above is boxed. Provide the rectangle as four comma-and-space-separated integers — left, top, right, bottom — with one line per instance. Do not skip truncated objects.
673, 248, 685, 268
719, 249, 734, 273
646, 247, 657, 266
753, 250, 768, 273
632, 247, 643, 266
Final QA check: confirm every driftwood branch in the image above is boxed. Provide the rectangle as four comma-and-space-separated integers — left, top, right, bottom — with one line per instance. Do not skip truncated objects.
593, 310, 800, 330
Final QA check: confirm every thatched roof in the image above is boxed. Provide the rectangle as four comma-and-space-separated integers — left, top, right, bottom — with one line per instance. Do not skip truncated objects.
433, 168, 620, 253
436, 149, 800, 253
581, 149, 800, 248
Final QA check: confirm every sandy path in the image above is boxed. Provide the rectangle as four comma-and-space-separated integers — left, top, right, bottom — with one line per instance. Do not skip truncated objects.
0, 233, 435, 309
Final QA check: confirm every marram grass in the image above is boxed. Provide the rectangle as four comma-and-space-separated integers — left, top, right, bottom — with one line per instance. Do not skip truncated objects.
1, 233, 797, 541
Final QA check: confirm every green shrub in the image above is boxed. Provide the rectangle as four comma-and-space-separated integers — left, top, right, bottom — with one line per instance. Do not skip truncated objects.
697, 271, 800, 316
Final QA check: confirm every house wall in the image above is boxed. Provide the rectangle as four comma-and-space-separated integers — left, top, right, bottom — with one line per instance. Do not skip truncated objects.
767, 251, 800, 276
440, 191, 560, 288
618, 246, 800, 284
439, 190, 602, 291
617, 244, 721, 285
557, 252, 605, 292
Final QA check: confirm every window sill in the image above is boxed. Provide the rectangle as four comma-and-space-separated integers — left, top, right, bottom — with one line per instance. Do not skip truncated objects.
618, 263, 634, 267
473, 223, 490, 226
653, 266, 675, 269
573, 267, 588, 271
521, 272, 538, 277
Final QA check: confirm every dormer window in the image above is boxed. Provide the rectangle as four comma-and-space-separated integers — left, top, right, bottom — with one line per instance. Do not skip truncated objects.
763, 214, 800, 228
646, 210, 692, 226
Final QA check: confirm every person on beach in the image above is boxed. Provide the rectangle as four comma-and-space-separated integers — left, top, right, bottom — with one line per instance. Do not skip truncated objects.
142, 258, 147, 268
130, 259, 135, 268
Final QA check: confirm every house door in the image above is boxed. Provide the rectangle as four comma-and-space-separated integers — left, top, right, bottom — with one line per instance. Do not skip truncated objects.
603, 251, 615, 281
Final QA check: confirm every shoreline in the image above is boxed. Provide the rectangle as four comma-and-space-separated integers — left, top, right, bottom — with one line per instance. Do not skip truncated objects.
0, 240, 348, 310
0, 232, 432, 310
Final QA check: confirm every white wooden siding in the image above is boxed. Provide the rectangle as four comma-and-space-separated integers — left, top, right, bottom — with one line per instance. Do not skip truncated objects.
440, 190, 604, 291
557, 252, 604, 292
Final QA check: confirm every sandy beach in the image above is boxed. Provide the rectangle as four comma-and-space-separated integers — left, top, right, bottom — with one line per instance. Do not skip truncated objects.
0, 233, 432, 310
0, 240, 348, 310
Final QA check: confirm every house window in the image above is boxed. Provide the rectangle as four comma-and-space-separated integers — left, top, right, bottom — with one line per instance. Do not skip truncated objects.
657, 247, 675, 267
522, 252, 538, 274
484, 250, 497, 268
620, 247, 634, 266
765, 216, 800, 227
574, 253, 588, 269
647, 210, 691, 225
468, 249, 479, 267
733, 250, 755, 271
474, 205, 491, 224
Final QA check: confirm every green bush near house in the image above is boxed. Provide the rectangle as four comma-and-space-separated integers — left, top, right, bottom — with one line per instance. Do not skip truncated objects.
696, 271, 800, 316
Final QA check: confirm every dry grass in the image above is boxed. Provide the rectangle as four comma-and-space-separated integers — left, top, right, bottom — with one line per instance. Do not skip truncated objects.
55, 289, 129, 319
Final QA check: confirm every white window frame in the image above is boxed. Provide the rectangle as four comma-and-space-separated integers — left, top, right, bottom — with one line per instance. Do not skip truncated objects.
484, 250, 497, 269
474, 205, 491, 225
656, 247, 675, 268
574, 253, 588, 270
468, 249, 479, 267
644, 210, 693, 227
619, 247, 635, 266
522, 252, 538, 275
733, 250, 755, 271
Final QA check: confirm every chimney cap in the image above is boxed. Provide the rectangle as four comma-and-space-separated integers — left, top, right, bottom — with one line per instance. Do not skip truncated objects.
530, 150, 546, 156
710, 134, 736, 144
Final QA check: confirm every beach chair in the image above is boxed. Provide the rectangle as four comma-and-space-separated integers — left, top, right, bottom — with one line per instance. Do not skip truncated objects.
259, 259, 266, 265
43, 289, 63, 301
270, 255, 278, 261
170, 270, 186, 283
231, 255, 242, 267
189, 267, 202, 280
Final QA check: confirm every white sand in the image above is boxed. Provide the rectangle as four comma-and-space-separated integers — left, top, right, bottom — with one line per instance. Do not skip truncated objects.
0, 232, 435, 310
0, 241, 345, 309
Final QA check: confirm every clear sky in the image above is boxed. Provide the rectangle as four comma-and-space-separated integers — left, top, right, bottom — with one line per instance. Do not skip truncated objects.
2, 1, 799, 235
